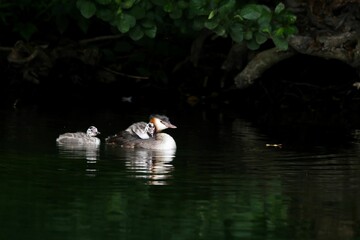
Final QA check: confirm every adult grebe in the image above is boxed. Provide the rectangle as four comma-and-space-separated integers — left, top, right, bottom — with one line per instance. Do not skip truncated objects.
105, 114, 177, 150
56, 126, 101, 145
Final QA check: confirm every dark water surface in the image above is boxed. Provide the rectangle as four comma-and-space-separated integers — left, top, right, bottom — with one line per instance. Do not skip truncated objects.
1, 107, 360, 240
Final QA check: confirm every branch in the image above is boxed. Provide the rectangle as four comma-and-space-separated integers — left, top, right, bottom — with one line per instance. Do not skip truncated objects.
7, 47, 40, 64
234, 48, 296, 89
222, 42, 248, 71
288, 32, 360, 67
234, 31, 360, 89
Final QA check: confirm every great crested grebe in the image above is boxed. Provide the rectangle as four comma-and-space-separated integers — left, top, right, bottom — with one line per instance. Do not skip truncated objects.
105, 114, 177, 150
56, 126, 101, 145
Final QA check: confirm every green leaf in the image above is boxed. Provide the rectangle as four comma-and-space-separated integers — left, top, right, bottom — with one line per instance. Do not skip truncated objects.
116, 13, 136, 33
163, 2, 173, 13
77, 0, 97, 19
189, 0, 207, 11
244, 30, 253, 40
169, 8, 182, 19
208, 10, 216, 20
272, 36, 288, 50
213, 25, 226, 37
257, 10, 271, 25
96, 8, 114, 21
129, 5, 146, 19
233, 14, 243, 21
274, 2, 285, 15
151, 0, 166, 6
204, 19, 218, 30
274, 27, 285, 37
129, 26, 144, 40
141, 18, 156, 28
218, 0, 235, 15
240, 4, 262, 20
246, 39, 260, 50
230, 24, 244, 43
96, 0, 112, 5
254, 32, 267, 44
143, 25, 157, 38
122, 0, 136, 9
178, 1, 188, 9
258, 19, 272, 34
286, 14, 297, 24
188, 0, 208, 17
116, 6, 122, 15
283, 26, 298, 35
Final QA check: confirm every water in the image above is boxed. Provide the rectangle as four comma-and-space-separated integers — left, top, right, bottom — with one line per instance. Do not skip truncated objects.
0, 107, 360, 240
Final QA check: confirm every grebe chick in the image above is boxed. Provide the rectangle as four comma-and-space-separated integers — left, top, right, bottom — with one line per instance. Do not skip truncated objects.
105, 114, 177, 149
125, 122, 155, 139
56, 126, 100, 145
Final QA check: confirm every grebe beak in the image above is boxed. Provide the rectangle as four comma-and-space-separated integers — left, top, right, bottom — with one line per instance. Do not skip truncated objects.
162, 121, 177, 129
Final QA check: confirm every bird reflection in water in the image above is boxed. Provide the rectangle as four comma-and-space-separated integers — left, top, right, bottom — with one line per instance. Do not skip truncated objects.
126, 149, 175, 185
56, 142, 100, 177
108, 147, 176, 185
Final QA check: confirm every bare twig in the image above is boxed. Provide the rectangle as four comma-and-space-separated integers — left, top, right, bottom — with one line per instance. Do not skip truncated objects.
0, 46, 12, 52
103, 67, 149, 80
79, 34, 123, 45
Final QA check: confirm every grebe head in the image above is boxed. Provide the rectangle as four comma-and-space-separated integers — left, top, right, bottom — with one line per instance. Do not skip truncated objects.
149, 114, 177, 132
145, 122, 155, 137
86, 126, 100, 137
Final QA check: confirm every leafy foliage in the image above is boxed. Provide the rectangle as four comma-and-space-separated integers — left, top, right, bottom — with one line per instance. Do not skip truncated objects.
0, 0, 296, 50
74, 0, 297, 50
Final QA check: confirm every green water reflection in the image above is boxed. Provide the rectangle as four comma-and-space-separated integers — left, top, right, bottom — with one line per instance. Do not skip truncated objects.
0, 154, 290, 239
0, 108, 359, 240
